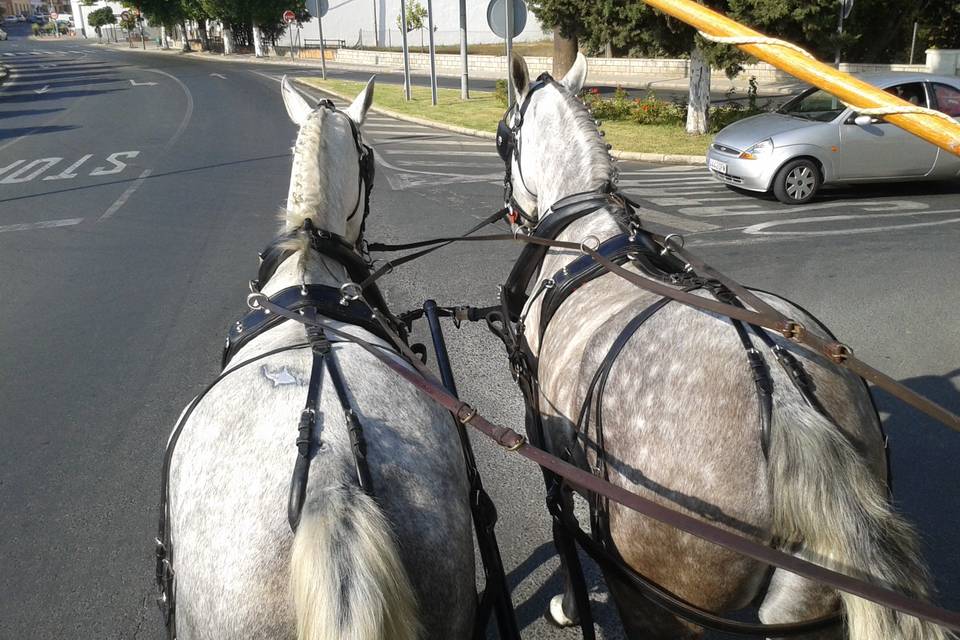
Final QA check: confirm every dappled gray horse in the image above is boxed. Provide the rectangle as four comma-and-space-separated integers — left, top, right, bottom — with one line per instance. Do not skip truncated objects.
503, 53, 951, 640
162, 77, 475, 640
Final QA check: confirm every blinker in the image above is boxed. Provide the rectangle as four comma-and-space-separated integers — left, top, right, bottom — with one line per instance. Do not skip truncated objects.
496, 118, 514, 163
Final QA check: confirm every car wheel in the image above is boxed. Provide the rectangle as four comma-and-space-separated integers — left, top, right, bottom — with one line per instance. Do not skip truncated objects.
773, 158, 821, 204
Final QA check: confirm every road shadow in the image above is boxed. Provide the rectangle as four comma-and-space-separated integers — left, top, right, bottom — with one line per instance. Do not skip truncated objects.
7, 78, 122, 92
0, 108, 65, 119
0, 88, 125, 104
872, 369, 960, 608
0, 124, 80, 140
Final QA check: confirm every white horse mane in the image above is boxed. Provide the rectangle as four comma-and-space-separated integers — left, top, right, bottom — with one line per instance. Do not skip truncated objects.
286, 108, 333, 232
548, 82, 614, 194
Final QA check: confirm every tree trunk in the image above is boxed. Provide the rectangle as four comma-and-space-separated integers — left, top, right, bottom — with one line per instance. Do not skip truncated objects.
686, 43, 710, 135
179, 20, 190, 51
252, 24, 264, 57
160, 25, 169, 49
223, 25, 235, 55
553, 31, 578, 78
198, 19, 209, 52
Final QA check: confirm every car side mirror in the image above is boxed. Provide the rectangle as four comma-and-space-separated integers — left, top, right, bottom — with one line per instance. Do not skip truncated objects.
854, 114, 881, 126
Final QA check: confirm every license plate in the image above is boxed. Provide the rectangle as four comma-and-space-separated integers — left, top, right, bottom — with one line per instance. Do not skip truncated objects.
709, 158, 727, 174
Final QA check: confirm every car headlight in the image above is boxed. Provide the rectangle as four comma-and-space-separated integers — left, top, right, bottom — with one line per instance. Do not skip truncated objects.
738, 138, 774, 160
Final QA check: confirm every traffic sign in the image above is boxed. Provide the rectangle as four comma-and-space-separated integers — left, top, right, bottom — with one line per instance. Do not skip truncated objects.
311, 0, 329, 18
50, 11, 58, 20
486, 0, 527, 39
282, 10, 296, 24
120, 10, 130, 20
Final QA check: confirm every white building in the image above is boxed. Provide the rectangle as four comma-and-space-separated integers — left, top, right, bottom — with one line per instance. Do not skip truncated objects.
287, 0, 548, 48
69, 0, 137, 39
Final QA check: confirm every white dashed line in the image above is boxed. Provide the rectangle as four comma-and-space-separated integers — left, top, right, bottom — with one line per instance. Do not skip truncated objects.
0, 218, 84, 233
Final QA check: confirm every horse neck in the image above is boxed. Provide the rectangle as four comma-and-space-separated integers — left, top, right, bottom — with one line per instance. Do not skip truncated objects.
530, 100, 619, 278
286, 110, 359, 240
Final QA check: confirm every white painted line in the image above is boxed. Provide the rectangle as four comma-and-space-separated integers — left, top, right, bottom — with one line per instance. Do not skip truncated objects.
619, 167, 703, 175
129, 79, 158, 86
375, 139, 491, 147
98, 169, 152, 221
210, 73, 227, 79
680, 199, 929, 218
2, 53, 15, 57
394, 160, 501, 168
744, 208, 960, 236
364, 123, 433, 130
634, 207, 720, 232
383, 149, 500, 157
619, 177, 716, 185
0, 218, 84, 234
34, 85, 50, 95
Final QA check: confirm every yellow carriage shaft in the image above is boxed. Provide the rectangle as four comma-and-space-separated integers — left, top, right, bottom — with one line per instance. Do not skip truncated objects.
643, 0, 960, 157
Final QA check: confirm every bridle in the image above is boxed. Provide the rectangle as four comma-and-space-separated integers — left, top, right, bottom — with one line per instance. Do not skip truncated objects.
314, 98, 376, 242
496, 72, 555, 227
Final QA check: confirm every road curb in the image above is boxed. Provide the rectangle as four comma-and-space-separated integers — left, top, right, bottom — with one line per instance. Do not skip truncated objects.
296, 79, 706, 165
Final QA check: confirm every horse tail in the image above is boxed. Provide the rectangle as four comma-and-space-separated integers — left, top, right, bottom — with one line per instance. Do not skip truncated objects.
769, 389, 953, 640
289, 486, 421, 640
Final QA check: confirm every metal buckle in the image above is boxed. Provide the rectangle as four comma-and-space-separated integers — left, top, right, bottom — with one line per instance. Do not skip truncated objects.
579, 235, 601, 254
339, 282, 363, 306
660, 233, 685, 256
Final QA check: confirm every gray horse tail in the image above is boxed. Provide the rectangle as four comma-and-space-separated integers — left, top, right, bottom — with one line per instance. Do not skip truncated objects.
289, 485, 422, 640
769, 390, 953, 640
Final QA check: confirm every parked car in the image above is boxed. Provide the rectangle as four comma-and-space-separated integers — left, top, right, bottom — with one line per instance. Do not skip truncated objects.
4, 15, 18, 23
706, 73, 960, 204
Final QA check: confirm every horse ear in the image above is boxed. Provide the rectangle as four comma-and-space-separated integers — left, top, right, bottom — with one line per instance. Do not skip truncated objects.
559, 53, 588, 95
510, 52, 530, 101
345, 76, 376, 125
281, 75, 312, 126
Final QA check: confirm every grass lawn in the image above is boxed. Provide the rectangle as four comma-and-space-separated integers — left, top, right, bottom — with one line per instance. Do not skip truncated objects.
298, 78, 713, 156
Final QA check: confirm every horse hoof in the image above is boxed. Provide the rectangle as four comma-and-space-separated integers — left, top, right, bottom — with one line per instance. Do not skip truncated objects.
545, 594, 579, 628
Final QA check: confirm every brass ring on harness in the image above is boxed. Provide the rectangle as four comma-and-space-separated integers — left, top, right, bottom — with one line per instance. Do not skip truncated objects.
246, 292, 267, 311
827, 342, 854, 364
660, 233, 685, 256
580, 235, 601, 254
779, 319, 806, 341
339, 282, 363, 306
456, 404, 478, 424
505, 435, 527, 452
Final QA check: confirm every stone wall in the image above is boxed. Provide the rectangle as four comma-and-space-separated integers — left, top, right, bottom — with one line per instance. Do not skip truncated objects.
333, 49, 937, 82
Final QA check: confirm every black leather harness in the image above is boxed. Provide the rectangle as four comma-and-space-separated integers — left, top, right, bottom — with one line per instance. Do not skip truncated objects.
155, 221, 404, 639
487, 189, 846, 637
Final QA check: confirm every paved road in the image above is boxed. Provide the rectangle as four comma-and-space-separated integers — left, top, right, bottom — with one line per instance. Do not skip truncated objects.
1, 32, 958, 640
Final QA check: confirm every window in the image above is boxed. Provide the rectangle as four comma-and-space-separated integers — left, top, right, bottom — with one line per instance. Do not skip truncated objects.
931, 83, 960, 118
778, 89, 845, 122
884, 83, 928, 108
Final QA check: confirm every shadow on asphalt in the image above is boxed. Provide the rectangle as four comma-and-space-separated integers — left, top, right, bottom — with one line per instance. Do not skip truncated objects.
0, 88, 126, 103
0, 124, 79, 139
6, 78, 122, 91
873, 369, 960, 608
0, 107, 65, 119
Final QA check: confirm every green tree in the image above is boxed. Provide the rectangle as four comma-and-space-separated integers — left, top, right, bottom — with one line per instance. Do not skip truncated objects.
396, 0, 428, 51
921, 1, 960, 49
87, 6, 116, 41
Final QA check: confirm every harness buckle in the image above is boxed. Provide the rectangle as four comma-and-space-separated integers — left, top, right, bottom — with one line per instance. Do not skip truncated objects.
339, 282, 363, 306
660, 233, 685, 256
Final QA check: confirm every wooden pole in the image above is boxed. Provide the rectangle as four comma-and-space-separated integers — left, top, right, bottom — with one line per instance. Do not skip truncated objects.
641, 0, 960, 156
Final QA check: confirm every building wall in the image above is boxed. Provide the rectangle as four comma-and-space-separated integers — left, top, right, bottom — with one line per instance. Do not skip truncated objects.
69, 0, 132, 37
286, 0, 549, 48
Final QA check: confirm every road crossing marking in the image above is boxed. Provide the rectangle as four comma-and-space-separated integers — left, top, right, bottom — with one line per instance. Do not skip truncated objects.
373, 139, 492, 147
394, 160, 502, 168
383, 149, 500, 157
0, 218, 83, 234
99, 169, 153, 221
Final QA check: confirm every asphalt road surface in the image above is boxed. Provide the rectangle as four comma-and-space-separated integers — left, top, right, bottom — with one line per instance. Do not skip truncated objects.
2, 32, 959, 640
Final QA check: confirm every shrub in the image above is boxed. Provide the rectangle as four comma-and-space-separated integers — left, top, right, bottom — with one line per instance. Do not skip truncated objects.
583, 85, 633, 119
630, 93, 686, 126
494, 79, 508, 107
31, 23, 40, 35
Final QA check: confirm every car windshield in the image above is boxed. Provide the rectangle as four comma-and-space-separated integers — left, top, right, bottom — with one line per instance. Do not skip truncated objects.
778, 89, 845, 122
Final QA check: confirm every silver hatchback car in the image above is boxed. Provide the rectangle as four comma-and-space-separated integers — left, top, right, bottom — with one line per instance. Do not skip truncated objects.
706, 73, 960, 203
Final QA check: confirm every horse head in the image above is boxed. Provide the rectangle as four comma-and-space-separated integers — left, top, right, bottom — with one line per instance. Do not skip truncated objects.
500, 53, 611, 227
281, 75, 375, 245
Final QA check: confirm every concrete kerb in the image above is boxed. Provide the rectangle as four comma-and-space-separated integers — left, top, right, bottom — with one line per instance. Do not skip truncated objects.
295, 79, 705, 166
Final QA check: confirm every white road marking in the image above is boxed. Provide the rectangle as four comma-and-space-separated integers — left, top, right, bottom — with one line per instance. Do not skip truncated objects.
394, 160, 501, 168
619, 176, 716, 185
129, 79, 158, 86
364, 123, 433, 130
43, 154, 93, 180
619, 167, 703, 175
680, 199, 928, 217
383, 149, 500, 157
375, 139, 491, 147
0, 160, 26, 179
99, 169, 153, 221
0, 158, 62, 184
91, 151, 140, 176
743, 208, 960, 236
210, 73, 227, 79
0, 218, 84, 234
34, 85, 50, 94
636, 208, 720, 232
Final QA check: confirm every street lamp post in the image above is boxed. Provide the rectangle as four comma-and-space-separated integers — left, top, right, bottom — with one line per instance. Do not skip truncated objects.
399, 0, 412, 100
426, 0, 437, 105
459, 0, 469, 99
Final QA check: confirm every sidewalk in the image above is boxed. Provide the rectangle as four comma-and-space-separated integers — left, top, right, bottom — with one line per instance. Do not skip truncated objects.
89, 40, 806, 97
